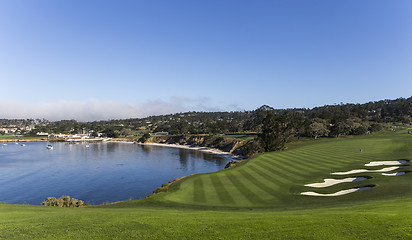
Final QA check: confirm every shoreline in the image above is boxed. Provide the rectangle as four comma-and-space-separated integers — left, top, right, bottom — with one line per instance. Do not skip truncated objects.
0, 138, 244, 161
0, 138, 48, 143
138, 142, 243, 161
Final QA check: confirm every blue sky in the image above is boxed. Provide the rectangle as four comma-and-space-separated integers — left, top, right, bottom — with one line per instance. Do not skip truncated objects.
0, 0, 411, 121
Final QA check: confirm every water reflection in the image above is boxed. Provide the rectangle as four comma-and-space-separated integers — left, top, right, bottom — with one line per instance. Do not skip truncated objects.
140, 144, 153, 154
178, 149, 188, 169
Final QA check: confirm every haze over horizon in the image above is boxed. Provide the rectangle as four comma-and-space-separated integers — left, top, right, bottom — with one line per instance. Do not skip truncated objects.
1, 97, 411, 122
1, 1, 411, 121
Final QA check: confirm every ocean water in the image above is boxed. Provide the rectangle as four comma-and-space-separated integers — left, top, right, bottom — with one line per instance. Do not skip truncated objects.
0, 142, 227, 205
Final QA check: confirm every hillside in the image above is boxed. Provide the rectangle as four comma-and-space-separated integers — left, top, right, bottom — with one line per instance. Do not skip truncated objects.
10, 96, 411, 140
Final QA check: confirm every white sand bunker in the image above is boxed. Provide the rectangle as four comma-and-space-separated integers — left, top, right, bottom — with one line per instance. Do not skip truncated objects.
301, 186, 372, 197
382, 172, 406, 176
331, 166, 400, 175
365, 160, 407, 167
304, 177, 367, 188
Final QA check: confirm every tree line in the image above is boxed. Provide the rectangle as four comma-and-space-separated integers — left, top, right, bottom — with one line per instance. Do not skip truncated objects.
15, 96, 412, 153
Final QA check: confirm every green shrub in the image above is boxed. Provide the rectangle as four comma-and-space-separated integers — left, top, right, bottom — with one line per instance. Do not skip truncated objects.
153, 187, 166, 194
41, 196, 84, 207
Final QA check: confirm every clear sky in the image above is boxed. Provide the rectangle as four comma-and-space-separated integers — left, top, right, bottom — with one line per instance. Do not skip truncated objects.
0, 0, 411, 121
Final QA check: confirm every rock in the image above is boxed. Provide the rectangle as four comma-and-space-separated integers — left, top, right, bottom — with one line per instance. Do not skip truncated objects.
225, 160, 237, 168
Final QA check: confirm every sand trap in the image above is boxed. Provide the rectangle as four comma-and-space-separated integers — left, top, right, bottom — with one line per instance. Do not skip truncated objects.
300, 186, 372, 196
304, 177, 367, 188
331, 166, 400, 175
382, 172, 405, 176
365, 160, 407, 167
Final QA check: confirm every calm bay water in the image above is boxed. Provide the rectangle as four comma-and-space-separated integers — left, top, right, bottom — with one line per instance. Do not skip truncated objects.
0, 142, 227, 205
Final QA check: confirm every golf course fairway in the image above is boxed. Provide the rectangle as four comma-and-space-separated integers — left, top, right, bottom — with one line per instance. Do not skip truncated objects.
1, 128, 412, 239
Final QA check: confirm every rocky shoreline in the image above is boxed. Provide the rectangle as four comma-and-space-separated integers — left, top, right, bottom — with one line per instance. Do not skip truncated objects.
1, 135, 247, 162
1, 135, 246, 160
138, 142, 243, 161
139, 135, 244, 153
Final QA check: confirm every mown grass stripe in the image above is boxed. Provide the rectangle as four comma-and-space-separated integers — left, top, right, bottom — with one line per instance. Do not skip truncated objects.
279, 147, 382, 172
193, 177, 206, 203
307, 147, 370, 159
256, 157, 311, 178
294, 146, 355, 157
238, 169, 279, 200
258, 154, 332, 173
255, 161, 303, 181
298, 152, 366, 166
279, 151, 352, 167
296, 151, 358, 163
267, 148, 357, 168
247, 164, 287, 185
225, 172, 267, 205
215, 174, 251, 205
209, 175, 235, 205
287, 148, 353, 161
279, 154, 338, 169
265, 153, 339, 171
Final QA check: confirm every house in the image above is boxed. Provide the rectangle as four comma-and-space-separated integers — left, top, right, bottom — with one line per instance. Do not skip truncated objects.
151, 132, 169, 136
36, 132, 49, 136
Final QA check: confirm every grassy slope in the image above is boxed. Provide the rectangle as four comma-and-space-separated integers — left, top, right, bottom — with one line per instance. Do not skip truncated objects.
221, 133, 257, 141
1, 129, 412, 239
155, 130, 412, 209
1, 198, 412, 239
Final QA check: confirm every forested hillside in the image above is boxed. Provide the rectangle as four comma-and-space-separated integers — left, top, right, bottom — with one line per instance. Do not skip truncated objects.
3, 97, 411, 155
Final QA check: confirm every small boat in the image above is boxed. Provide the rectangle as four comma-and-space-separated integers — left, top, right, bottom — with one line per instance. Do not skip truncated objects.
2, 143, 7, 146
85, 144, 90, 148
15, 142, 18, 145
21, 144, 26, 146
46, 145, 53, 149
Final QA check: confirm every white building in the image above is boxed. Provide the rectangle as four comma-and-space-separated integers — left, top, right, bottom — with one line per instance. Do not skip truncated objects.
36, 132, 49, 136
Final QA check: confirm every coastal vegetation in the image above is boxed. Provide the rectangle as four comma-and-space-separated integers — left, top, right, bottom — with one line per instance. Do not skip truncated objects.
41, 196, 84, 208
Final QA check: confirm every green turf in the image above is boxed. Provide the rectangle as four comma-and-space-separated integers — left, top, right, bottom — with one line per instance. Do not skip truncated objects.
221, 133, 257, 141
1, 197, 412, 239
0, 135, 46, 140
1, 129, 412, 239
157, 132, 412, 209
0, 134, 20, 139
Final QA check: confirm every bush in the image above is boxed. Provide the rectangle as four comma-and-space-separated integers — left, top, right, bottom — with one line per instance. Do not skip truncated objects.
41, 196, 84, 207
241, 140, 264, 158
139, 133, 151, 142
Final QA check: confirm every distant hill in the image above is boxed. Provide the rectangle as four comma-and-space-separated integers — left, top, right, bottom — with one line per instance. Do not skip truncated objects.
3, 97, 412, 148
